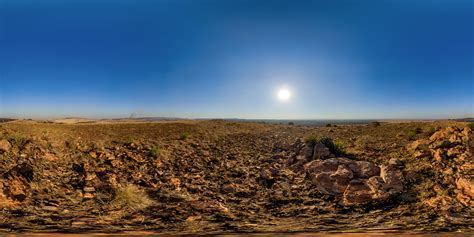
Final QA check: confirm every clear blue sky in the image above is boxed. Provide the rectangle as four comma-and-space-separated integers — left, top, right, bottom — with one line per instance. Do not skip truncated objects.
1, 0, 473, 119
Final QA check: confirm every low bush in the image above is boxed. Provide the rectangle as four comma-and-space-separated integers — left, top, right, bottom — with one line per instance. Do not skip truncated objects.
305, 136, 346, 156
180, 132, 190, 140
468, 122, 474, 130
149, 145, 161, 158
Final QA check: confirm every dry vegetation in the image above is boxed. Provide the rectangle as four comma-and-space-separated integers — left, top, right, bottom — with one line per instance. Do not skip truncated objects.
0, 119, 472, 233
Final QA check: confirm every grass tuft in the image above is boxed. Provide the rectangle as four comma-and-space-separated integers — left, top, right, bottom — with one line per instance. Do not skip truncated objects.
110, 184, 153, 212
179, 132, 190, 140
149, 145, 161, 158
8, 134, 30, 148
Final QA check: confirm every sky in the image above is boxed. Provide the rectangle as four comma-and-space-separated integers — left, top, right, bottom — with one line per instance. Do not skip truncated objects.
1, 0, 473, 119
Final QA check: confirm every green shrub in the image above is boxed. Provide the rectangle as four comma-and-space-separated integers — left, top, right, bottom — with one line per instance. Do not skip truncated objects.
304, 135, 319, 146
468, 122, 474, 130
407, 130, 418, 140
149, 145, 161, 158
425, 126, 436, 135
370, 121, 381, 127
319, 137, 346, 156
305, 136, 346, 156
179, 132, 190, 140
355, 135, 371, 150
325, 123, 332, 127
8, 134, 29, 148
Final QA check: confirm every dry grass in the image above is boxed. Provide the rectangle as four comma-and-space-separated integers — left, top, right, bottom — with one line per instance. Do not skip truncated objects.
110, 184, 153, 212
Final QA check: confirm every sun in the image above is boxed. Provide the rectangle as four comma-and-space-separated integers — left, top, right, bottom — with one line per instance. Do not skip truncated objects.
277, 88, 291, 102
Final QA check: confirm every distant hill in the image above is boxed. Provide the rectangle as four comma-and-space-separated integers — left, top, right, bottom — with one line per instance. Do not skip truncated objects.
0, 118, 15, 123
450, 118, 474, 122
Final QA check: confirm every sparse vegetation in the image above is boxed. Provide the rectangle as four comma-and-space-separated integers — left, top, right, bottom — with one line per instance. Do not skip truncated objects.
305, 136, 346, 156
370, 121, 381, 127
319, 137, 346, 156
355, 135, 372, 150
110, 184, 153, 211
7, 134, 30, 148
407, 130, 418, 140
468, 122, 474, 130
425, 126, 436, 135
288, 121, 294, 125
180, 131, 190, 140
304, 135, 319, 146
149, 145, 161, 158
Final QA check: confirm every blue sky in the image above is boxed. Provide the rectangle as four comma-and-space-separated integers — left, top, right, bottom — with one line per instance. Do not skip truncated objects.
1, 0, 473, 119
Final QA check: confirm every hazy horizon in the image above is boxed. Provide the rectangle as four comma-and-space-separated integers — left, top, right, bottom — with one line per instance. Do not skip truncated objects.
1, 0, 473, 119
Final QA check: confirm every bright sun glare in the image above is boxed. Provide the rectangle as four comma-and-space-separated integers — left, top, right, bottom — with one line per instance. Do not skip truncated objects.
277, 88, 291, 102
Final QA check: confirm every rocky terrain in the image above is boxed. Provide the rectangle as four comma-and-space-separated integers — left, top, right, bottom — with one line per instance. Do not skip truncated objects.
0, 120, 472, 234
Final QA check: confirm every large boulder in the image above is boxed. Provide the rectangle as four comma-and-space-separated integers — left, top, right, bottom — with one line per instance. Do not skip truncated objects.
304, 158, 402, 205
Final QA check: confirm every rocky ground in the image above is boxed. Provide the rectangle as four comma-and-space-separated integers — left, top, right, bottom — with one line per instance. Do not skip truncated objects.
0, 120, 472, 234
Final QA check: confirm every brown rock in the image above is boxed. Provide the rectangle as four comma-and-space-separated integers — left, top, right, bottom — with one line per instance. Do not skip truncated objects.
306, 157, 401, 205
408, 140, 429, 151
83, 186, 96, 193
461, 127, 472, 137
447, 146, 464, 157
448, 134, 462, 145
304, 158, 340, 174
414, 150, 431, 158
170, 178, 181, 190
349, 161, 381, 178
303, 144, 314, 160
313, 173, 342, 194
432, 149, 447, 161
366, 176, 385, 193
429, 130, 446, 142
83, 192, 94, 199
313, 165, 353, 195
380, 165, 403, 194
0, 139, 11, 152
312, 143, 332, 160
429, 140, 453, 149
456, 178, 474, 199
343, 179, 373, 205
6, 178, 28, 201
89, 151, 98, 158
43, 153, 58, 161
